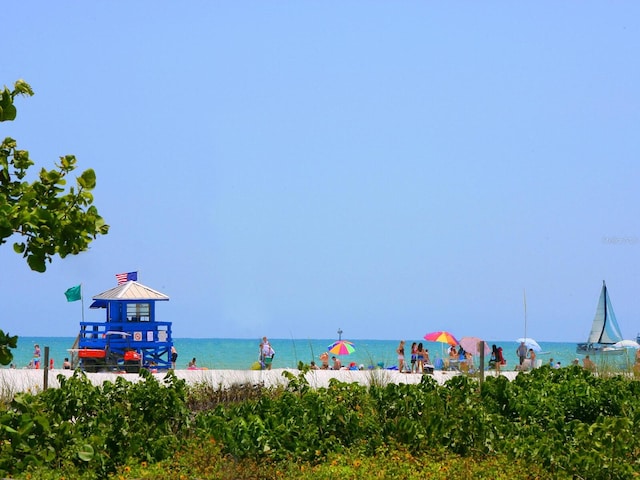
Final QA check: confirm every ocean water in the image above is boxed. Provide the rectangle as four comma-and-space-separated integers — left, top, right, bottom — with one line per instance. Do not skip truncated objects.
6, 337, 638, 372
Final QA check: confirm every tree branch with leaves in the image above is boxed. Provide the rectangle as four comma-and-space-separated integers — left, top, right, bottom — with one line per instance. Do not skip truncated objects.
0, 79, 109, 364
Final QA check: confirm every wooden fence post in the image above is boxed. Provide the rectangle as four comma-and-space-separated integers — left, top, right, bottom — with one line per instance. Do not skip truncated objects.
43, 346, 49, 391
479, 341, 485, 387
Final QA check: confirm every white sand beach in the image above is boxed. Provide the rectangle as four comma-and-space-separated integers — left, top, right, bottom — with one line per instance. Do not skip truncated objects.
0, 368, 520, 395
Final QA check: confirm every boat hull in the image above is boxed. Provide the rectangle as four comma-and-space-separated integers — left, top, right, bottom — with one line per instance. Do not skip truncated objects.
576, 343, 625, 356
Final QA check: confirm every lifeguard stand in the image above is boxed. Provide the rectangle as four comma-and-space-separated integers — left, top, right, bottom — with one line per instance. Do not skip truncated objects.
74, 281, 172, 371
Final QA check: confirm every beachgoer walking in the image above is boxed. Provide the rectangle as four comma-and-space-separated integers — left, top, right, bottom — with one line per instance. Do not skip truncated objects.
410, 342, 418, 373
516, 342, 528, 365
63, 357, 71, 369
260, 337, 275, 370
171, 345, 178, 369
396, 340, 406, 372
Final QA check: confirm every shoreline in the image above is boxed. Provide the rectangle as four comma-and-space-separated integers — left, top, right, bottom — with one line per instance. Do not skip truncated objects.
0, 368, 520, 394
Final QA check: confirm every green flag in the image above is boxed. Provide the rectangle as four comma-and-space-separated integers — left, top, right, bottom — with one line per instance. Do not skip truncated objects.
64, 285, 81, 302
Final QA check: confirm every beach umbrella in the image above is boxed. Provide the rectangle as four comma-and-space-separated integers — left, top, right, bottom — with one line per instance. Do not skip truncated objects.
424, 331, 458, 346
459, 336, 491, 356
328, 340, 356, 355
516, 337, 541, 352
613, 339, 640, 349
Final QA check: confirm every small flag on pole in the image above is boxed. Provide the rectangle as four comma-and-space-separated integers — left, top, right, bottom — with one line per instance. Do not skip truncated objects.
64, 285, 82, 302
116, 271, 137, 285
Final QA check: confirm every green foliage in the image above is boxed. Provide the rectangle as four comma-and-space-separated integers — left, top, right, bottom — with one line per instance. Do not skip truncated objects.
0, 79, 109, 273
0, 78, 109, 366
197, 370, 640, 479
0, 330, 17, 365
0, 80, 32, 121
0, 370, 189, 478
4, 369, 640, 478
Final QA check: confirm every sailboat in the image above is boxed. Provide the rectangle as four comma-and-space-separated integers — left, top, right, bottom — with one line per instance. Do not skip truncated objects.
576, 281, 625, 356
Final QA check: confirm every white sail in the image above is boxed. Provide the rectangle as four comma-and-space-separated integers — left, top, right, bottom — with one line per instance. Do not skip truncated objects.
586, 281, 623, 345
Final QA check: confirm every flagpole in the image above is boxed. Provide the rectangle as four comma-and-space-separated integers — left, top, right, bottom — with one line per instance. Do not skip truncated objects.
81, 283, 85, 323
523, 288, 527, 340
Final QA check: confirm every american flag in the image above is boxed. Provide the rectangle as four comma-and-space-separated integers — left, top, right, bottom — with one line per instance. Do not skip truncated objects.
116, 271, 138, 285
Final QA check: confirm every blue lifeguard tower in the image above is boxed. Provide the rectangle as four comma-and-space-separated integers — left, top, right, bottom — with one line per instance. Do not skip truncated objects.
72, 281, 173, 372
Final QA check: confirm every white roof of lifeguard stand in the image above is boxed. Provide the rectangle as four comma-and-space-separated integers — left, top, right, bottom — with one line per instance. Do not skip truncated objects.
92, 281, 169, 301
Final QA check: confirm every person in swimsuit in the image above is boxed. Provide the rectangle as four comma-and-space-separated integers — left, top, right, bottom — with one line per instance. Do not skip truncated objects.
396, 340, 406, 372
410, 342, 418, 373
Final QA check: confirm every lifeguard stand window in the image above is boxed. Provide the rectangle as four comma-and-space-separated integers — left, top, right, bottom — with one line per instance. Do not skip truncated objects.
127, 303, 150, 322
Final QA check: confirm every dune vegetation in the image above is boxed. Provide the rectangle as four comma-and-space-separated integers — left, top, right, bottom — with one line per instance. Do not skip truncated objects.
0, 366, 639, 479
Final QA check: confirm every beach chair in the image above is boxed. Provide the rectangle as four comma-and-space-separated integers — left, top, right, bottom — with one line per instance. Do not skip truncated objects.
448, 359, 460, 371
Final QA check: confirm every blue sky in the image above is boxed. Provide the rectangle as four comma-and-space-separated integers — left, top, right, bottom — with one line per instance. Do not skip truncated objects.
2, 2, 639, 342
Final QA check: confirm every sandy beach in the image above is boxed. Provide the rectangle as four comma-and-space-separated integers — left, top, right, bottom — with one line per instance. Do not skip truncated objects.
0, 368, 520, 395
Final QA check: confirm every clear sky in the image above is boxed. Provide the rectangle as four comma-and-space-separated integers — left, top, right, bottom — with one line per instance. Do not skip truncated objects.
2, 2, 639, 342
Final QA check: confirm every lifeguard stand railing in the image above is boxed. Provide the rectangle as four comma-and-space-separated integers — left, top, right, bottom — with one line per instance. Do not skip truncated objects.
78, 320, 173, 370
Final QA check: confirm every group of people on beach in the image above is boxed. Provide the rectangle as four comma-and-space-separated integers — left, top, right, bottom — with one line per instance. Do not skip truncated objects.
22, 344, 72, 370
397, 340, 508, 374
396, 340, 435, 373
309, 351, 355, 370
515, 341, 538, 371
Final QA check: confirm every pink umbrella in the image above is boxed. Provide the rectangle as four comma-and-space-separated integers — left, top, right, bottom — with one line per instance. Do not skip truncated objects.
459, 336, 491, 356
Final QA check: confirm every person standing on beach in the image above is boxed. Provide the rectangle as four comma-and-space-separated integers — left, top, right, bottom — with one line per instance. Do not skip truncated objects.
171, 345, 178, 369
517, 342, 528, 366
410, 342, 418, 373
260, 337, 275, 370
527, 348, 537, 369
396, 340, 406, 372
33, 344, 41, 369
489, 345, 499, 370
416, 343, 426, 373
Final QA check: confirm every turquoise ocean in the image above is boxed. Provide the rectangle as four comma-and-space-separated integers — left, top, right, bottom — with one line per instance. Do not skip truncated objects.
7, 337, 639, 371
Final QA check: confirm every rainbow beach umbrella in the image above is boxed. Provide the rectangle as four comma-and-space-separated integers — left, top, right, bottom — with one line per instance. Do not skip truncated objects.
424, 331, 459, 346
328, 340, 356, 355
